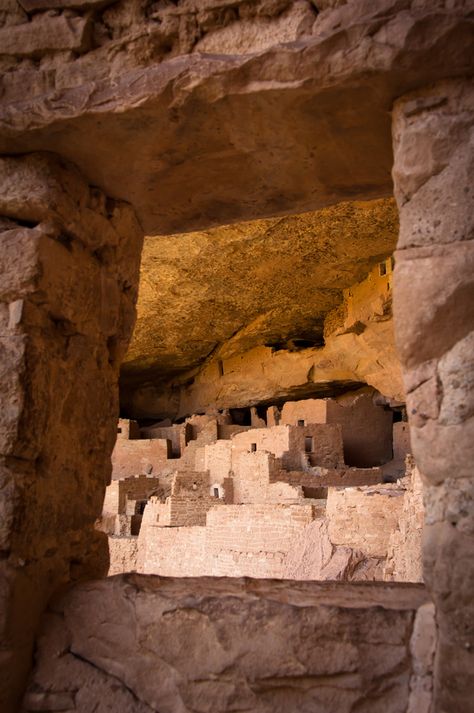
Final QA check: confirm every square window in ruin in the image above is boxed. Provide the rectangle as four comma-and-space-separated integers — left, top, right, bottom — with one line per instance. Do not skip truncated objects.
250, 443, 257, 452
379, 262, 387, 276
213, 487, 219, 498
298, 419, 305, 427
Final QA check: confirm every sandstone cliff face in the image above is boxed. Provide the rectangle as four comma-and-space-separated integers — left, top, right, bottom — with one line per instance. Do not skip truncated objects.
0, 153, 143, 711
124, 252, 404, 419
122, 198, 397, 389
1, 2, 473, 235
392, 78, 474, 712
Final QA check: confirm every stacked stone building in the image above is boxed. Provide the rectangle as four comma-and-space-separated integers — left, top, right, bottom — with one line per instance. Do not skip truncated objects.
101, 388, 423, 583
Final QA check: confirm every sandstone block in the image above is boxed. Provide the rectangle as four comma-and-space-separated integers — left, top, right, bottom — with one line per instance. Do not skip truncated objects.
19, 0, 117, 10
0, 14, 91, 57
24, 576, 428, 713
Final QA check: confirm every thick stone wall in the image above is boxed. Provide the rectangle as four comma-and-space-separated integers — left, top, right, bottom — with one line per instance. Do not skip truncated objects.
23, 576, 430, 713
392, 78, 474, 710
231, 423, 344, 471
326, 486, 404, 558
135, 469, 422, 582
111, 437, 171, 479
108, 537, 138, 576
384, 465, 424, 583
0, 153, 143, 711
206, 504, 315, 578
326, 391, 394, 467
140, 526, 207, 577
280, 389, 394, 467
204, 440, 232, 485
102, 475, 161, 516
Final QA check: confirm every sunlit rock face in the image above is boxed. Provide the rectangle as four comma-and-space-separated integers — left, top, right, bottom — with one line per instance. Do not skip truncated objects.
121, 198, 401, 418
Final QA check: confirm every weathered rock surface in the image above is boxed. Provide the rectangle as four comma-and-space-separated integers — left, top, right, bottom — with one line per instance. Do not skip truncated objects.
0, 13, 91, 58
1, 2, 473, 234
124, 257, 404, 419
122, 198, 397, 386
24, 575, 429, 713
0, 153, 143, 712
384, 463, 424, 582
392, 78, 474, 712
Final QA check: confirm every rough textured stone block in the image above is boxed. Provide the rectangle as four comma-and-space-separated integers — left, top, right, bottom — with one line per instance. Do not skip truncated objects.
0, 14, 90, 57
24, 576, 429, 713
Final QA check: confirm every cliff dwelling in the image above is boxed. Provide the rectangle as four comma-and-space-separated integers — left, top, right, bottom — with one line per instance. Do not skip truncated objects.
102, 230, 424, 584
0, 2, 473, 713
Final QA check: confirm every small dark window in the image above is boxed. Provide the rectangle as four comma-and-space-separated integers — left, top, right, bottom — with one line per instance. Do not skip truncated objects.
250, 443, 257, 452
117, 427, 122, 434
297, 419, 305, 427
213, 487, 219, 498
379, 262, 387, 276
304, 436, 313, 453
136, 500, 147, 515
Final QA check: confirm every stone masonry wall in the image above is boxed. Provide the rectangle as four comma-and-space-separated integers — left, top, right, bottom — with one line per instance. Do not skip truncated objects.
111, 437, 171, 479
108, 536, 138, 576
280, 398, 328, 425
140, 526, 207, 577
204, 440, 232, 485
141, 503, 315, 579
326, 391, 393, 467
102, 474, 161, 515
392, 78, 474, 710
384, 464, 424, 583
280, 390, 393, 467
231, 423, 344, 471
231, 451, 283, 504
0, 152, 143, 711
205, 504, 315, 578
326, 485, 405, 558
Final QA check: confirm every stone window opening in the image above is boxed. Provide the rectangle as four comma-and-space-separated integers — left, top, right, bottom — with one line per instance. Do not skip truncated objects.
6, 41, 472, 710
136, 500, 147, 515
298, 419, 305, 427
379, 262, 387, 276
210, 484, 223, 499
250, 443, 257, 452
304, 436, 313, 453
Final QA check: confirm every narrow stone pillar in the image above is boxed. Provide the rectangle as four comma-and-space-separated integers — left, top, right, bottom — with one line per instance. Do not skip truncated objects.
0, 153, 143, 711
392, 79, 474, 711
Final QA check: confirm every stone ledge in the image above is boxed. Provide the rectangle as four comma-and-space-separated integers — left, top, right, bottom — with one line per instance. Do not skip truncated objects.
24, 575, 431, 713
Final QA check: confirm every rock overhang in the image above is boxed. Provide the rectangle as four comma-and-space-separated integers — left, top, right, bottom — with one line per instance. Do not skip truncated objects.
0, 1, 472, 234
122, 197, 399, 387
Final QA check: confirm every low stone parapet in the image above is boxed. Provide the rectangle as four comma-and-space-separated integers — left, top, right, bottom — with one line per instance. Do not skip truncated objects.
23, 576, 431, 713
